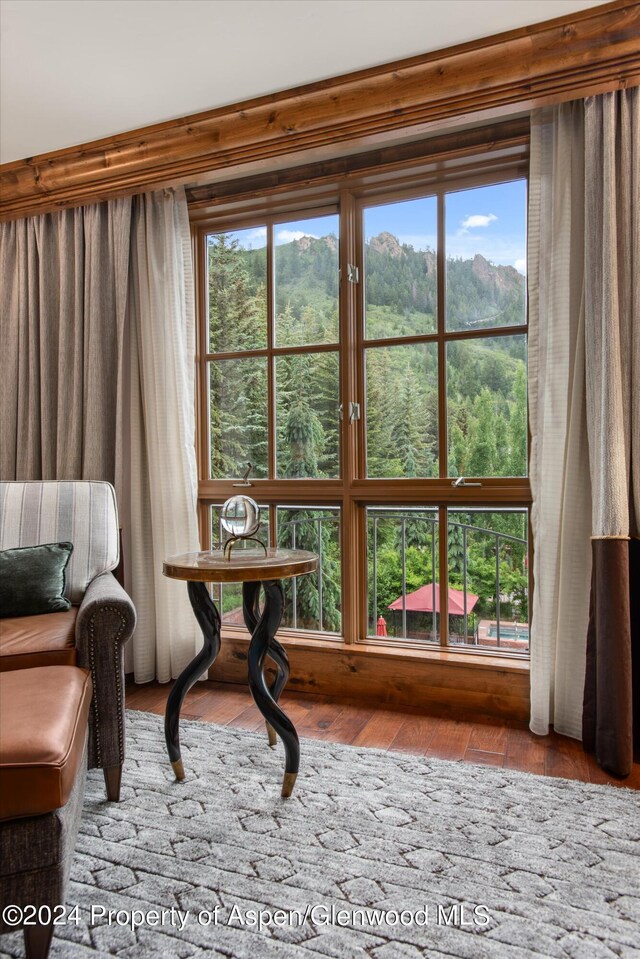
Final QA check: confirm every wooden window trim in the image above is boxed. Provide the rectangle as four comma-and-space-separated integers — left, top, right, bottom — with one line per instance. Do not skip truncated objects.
194, 134, 531, 661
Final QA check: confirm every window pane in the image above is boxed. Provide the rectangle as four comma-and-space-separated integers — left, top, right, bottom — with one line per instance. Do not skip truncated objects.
274, 215, 339, 347
207, 228, 267, 353
275, 352, 340, 478
367, 508, 440, 644
447, 510, 529, 653
209, 357, 268, 479
364, 197, 437, 340
276, 507, 341, 634
365, 343, 438, 478
210, 505, 270, 626
447, 335, 527, 478
445, 180, 526, 331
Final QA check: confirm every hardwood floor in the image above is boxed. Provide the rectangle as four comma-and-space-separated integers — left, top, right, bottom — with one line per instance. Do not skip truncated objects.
126, 680, 640, 789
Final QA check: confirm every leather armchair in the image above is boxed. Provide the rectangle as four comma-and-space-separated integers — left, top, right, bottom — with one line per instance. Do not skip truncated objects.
0, 481, 136, 801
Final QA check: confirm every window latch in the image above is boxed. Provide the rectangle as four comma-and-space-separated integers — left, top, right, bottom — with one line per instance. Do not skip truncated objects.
233, 462, 254, 487
452, 476, 482, 487
340, 402, 360, 423
346, 264, 359, 284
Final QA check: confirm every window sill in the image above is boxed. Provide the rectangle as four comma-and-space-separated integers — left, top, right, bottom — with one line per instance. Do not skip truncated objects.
220, 625, 529, 673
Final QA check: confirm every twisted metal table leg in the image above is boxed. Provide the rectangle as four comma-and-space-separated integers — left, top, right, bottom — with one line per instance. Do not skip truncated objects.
243, 582, 290, 748
165, 581, 221, 780
244, 580, 299, 797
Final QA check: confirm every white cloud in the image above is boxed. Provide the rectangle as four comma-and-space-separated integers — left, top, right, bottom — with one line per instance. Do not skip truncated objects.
276, 229, 318, 244
514, 257, 527, 275
460, 213, 498, 232
233, 226, 266, 249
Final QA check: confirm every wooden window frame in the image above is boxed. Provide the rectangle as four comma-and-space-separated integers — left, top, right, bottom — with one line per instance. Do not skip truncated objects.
192, 132, 532, 662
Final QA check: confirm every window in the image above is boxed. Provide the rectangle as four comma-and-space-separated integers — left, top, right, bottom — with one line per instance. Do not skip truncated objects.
195, 161, 530, 658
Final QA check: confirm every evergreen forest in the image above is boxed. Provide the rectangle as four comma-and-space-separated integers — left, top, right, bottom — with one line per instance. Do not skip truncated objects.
207, 229, 529, 649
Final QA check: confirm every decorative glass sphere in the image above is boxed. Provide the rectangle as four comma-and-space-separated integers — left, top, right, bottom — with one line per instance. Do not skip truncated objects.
220, 495, 260, 538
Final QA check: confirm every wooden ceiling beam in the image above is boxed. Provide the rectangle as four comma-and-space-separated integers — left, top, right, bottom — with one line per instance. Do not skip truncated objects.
1, 0, 638, 221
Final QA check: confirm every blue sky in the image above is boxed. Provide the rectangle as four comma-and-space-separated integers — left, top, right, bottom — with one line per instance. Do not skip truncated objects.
217, 179, 527, 274
365, 179, 527, 273
225, 215, 339, 251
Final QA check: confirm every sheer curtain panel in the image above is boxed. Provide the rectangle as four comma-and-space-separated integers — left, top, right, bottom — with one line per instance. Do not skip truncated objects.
528, 102, 593, 742
122, 190, 200, 682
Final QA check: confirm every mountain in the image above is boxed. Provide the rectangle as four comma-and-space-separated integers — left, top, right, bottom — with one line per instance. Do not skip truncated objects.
274, 231, 525, 330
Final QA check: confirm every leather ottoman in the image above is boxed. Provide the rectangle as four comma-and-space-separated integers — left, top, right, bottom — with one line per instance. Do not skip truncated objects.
0, 666, 92, 959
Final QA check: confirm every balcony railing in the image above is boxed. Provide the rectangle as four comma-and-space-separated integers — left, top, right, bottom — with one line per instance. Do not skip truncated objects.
277, 508, 340, 634
211, 504, 528, 652
368, 508, 529, 654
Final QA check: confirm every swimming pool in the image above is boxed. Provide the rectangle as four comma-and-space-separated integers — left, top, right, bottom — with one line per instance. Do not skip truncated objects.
487, 625, 529, 640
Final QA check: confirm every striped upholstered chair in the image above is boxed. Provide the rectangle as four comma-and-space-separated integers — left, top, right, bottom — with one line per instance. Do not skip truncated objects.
0, 481, 136, 801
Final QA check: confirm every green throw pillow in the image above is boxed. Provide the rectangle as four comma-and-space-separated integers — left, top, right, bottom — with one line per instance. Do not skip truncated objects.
0, 542, 74, 617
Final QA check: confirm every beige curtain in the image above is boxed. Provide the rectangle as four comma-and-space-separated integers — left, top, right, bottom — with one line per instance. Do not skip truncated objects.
528, 102, 593, 741
0, 188, 200, 683
529, 88, 639, 775
0, 200, 132, 479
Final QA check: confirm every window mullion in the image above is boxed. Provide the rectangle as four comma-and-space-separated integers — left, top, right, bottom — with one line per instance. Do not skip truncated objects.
267, 223, 276, 481
436, 192, 449, 646
339, 189, 360, 643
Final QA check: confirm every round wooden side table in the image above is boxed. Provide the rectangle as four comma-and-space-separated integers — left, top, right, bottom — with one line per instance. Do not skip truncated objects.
162, 548, 318, 798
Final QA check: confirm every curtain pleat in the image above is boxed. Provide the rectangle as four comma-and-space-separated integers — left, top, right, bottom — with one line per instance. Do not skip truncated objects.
528, 104, 593, 740
0, 201, 132, 480
0, 188, 200, 683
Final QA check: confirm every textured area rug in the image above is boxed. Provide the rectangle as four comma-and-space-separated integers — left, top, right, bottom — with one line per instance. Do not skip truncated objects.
2, 710, 639, 959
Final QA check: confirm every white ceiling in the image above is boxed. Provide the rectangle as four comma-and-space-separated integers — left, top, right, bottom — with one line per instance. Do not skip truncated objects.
1, 0, 607, 165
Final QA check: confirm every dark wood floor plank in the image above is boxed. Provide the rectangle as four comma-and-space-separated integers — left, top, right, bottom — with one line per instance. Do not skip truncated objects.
198, 688, 255, 726
311, 704, 376, 745
468, 723, 508, 755
226, 703, 267, 732
424, 718, 472, 761
504, 726, 547, 776
352, 710, 411, 750
388, 715, 440, 755
126, 682, 170, 714
464, 748, 505, 767
544, 734, 591, 781
295, 700, 347, 734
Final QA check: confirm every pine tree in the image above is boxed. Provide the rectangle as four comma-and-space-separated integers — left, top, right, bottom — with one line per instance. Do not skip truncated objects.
508, 364, 527, 476
208, 234, 267, 477
468, 388, 498, 477
283, 356, 325, 478
394, 370, 423, 477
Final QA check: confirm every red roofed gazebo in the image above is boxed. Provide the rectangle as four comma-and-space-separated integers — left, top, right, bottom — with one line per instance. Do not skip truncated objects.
388, 583, 478, 615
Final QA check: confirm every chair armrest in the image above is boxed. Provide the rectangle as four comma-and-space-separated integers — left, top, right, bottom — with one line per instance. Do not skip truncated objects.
76, 572, 136, 770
